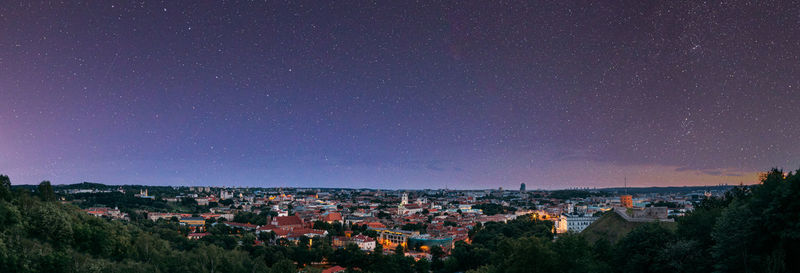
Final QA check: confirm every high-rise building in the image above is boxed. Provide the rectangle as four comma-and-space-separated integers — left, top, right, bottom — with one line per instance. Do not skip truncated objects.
520, 183, 526, 192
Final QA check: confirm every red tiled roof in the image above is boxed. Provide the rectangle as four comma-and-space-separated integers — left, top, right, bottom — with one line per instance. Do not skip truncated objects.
364, 222, 386, 228
322, 266, 346, 273
289, 228, 327, 237
200, 213, 221, 219
257, 224, 279, 231
274, 216, 303, 226
352, 234, 374, 242
323, 212, 342, 222
226, 222, 258, 229
273, 229, 290, 236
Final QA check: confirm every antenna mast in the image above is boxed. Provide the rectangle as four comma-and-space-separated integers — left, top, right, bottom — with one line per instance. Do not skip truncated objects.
624, 176, 627, 194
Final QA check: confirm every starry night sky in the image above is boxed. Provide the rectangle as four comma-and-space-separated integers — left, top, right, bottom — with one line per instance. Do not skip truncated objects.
1, 1, 799, 189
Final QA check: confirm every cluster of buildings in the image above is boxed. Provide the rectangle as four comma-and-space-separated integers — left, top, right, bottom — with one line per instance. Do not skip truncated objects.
76, 184, 718, 259
84, 206, 128, 220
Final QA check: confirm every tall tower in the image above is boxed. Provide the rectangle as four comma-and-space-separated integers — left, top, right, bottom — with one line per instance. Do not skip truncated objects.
620, 176, 633, 208
520, 183, 526, 192
401, 193, 408, 205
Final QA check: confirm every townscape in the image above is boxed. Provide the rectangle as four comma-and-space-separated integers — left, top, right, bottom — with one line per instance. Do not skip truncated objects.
2, 170, 799, 273
77, 182, 700, 251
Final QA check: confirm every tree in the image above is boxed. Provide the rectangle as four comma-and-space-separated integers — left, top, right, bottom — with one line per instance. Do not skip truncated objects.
394, 245, 405, 256
552, 234, 597, 273
710, 169, 800, 272
0, 200, 21, 226
613, 223, 674, 273
491, 236, 557, 273
37, 181, 55, 202
27, 202, 74, 247
415, 258, 431, 273
430, 245, 445, 271
0, 175, 11, 201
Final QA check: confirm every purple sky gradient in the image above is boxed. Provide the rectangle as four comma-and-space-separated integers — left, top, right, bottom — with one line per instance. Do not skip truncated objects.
1, 1, 798, 189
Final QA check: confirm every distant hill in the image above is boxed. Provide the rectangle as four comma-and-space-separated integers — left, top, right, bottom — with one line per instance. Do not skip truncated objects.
580, 211, 676, 243
596, 185, 738, 194
55, 182, 111, 189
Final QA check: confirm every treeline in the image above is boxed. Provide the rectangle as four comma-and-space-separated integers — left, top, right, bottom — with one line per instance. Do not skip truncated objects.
471, 203, 516, 216
547, 190, 608, 200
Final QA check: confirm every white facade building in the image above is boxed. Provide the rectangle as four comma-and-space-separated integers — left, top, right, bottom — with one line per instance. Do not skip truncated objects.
565, 214, 598, 233
556, 214, 599, 233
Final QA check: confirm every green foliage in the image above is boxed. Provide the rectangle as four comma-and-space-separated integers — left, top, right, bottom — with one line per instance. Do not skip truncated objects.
709, 169, 800, 272
613, 223, 674, 272
442, 168, 800, 273
0, 200, 21, 226
0, 174, 11, 201
548, 190, 604, 200
313, 220, 345, 236
233, 211, 269, 225
471, 203, 516, 216
649, 201, 679, 208
400, 222, 426, 233
470, 216, 552, 249
37, 180, 56, 202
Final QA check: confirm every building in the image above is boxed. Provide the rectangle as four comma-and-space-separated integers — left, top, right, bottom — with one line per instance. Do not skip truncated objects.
408, 235, 454, 251
630, 206, 669, 220
220, 189, 234, 200
613, 206, 674, 222
563, 214, 598, 233
322, 266, 346, 273
287, 228, 328, 240
84, 207, 128, 220
271, 215, 304, 229
399, 203, 424, 215
224, 222, 258, 231
136, 189, 154, 199
620, 195, 633, 208
350, 234, 376, 251
187, 232, 210, 240
149, 212, 191, 221
476, 215, 509, 224
370, 228, 419, 248
195, 197, 210, 206
322, 212, 343, 223
180, 217, 206, 231
520, 183, 526, 192
333, 234, 377, 251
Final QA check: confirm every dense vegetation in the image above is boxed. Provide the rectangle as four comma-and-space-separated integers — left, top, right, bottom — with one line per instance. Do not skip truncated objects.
451, 169, 800, 273
470, 203, 516, 216
1, 168, 798, 272
547, 190, 608, 200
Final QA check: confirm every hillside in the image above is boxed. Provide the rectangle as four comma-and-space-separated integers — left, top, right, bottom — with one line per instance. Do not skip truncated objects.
581, 211, 676, 244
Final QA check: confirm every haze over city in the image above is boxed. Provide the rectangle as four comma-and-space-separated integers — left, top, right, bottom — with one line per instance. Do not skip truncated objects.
1, 1, 798, 189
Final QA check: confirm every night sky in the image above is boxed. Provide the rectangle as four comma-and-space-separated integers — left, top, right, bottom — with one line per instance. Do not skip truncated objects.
1, 1, 799, 189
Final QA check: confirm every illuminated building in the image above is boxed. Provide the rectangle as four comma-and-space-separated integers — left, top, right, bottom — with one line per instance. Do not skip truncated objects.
180, 217, 206, 231
620, 195, 633, 208
370, 227, 419, 248
408, 235, 454, 251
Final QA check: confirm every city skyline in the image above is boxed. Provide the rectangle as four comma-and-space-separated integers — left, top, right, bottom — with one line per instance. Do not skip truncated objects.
2, 1, 799, 189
